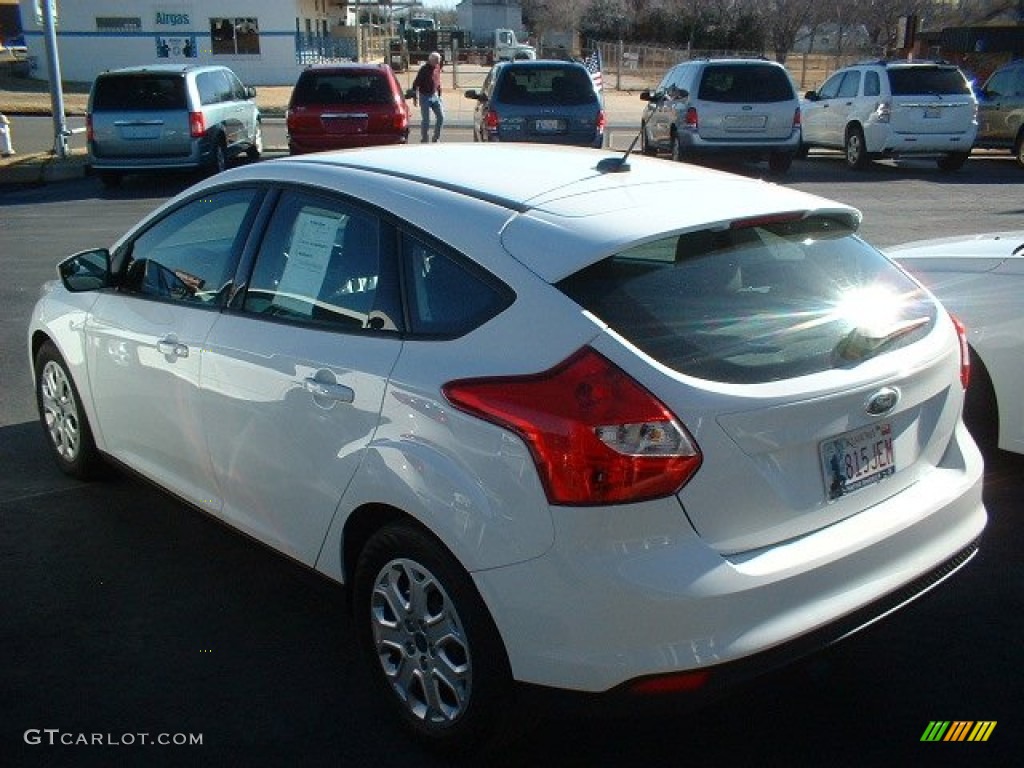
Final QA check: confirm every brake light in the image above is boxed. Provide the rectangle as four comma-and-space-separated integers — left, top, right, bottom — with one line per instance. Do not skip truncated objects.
484, 109, 500, 132
189, 111, 206, 138
630, 670, 711, 695
874, 100, 891, 124
443, 347, 702, 505
951, 314, 970, 389
86, 114, 93, 143
793, 107, 802, 128
683, 106, 698, 130
596, 109, 607, 132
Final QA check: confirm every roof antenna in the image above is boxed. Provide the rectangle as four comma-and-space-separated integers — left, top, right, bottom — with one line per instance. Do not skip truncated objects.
596, 92, 660, 173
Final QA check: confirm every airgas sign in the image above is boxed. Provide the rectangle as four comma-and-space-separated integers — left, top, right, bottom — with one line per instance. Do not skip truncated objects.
155, 10, 192, 28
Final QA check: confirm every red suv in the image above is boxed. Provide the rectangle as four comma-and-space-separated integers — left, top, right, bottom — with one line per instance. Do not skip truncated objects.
286, 64, 410, 154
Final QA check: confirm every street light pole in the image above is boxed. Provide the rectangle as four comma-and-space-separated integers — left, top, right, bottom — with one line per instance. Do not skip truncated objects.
41, 0, 69, 158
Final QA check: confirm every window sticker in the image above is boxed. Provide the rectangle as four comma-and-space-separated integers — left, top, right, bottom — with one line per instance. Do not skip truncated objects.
275, 210, 342, 314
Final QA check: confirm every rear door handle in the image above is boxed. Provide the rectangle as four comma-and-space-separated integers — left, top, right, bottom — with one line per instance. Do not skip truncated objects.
304, 378, 354, 403
156, 337, 189, 358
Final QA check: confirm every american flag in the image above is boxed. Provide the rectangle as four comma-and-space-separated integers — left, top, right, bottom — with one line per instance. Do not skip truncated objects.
584, 49, 603, 91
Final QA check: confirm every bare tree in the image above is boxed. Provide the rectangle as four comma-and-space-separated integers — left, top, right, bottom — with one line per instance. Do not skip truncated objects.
745, 0, 818, 63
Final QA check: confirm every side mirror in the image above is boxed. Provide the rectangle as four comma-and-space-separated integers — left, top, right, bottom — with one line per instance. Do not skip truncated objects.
464, 89, 485, 102
804, 90, 819, 101
245, 86, 257, 99
640, 89, 652, 101
58, 248, 113, 292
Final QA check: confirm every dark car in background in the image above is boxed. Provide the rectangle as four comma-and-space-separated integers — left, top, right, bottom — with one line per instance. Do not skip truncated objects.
973, 59, 1024, 167
464, 60, 605, 147
286, 64, 410, 154
87, 64, 262, 187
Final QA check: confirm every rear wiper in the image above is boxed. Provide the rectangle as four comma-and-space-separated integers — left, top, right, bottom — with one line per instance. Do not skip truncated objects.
835, 317, 930, 362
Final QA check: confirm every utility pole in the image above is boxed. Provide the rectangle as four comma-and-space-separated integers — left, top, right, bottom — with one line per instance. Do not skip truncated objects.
40, 0, 69, 157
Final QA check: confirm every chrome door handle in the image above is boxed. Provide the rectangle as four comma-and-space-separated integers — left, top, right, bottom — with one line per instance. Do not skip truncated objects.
304, 378, 354, 403
156, 338, 189, 358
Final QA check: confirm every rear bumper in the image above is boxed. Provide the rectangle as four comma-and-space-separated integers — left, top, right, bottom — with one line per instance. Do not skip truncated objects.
474, 423, 986, 693
287, 132, 409, 154
677, 129, 801, 156
865, 124, 976, 156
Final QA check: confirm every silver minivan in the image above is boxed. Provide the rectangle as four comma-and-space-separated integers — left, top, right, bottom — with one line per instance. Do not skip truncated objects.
88, 64, 262, 187
639, 58, 802, 174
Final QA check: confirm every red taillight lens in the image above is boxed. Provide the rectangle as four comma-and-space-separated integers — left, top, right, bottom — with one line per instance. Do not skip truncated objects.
443, 348, 702, 505
86, 114, 93, 143
596, 109, 607, 131
951, 314, 970, 389
189, 111, 206, 139
484, 109, 500, 131
793, 107, 802, 127
684, 106, 698, 129
629, 670, 711, 695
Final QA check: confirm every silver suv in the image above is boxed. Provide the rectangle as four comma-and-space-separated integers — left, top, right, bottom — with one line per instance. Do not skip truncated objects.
88, 64, 262, 187
801, 60, 977, 171
974, 60, 1024, 167
639, 58, 801, 175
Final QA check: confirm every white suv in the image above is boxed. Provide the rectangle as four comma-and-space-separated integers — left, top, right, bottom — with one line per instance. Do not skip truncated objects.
801, 60, 977, 170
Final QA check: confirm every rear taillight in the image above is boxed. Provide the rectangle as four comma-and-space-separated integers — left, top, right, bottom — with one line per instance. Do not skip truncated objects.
596, 109, 607, 132
443, 347, 702, 505
683, 106, 698, 130
793, 107, 802, 128
189, 111, 206, 139
86, 114, 93, 143
484, 109, 500, 132
874, 100, 891, 124
951, 314, 970, 389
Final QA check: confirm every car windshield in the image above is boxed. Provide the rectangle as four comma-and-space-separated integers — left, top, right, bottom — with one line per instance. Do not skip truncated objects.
496, 66, 596, 106
557, 216, 936, 384
92, 75, 187, 110
697, 64, 795, 103
888, 67, 971, 96
292, 73, 393, 105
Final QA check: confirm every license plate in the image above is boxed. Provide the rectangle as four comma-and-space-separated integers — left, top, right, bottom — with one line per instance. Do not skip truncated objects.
534, 119, 564, 132
820, 422, 895, 501
724, 114, 767, 130
923, 106, 941, 119
119, 125, 160, 140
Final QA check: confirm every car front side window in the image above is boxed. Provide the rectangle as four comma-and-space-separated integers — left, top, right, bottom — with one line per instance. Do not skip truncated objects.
120, 188, 259, 305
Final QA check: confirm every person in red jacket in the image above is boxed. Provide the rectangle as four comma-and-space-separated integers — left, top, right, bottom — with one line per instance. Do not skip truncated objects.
412, 51, 444, 143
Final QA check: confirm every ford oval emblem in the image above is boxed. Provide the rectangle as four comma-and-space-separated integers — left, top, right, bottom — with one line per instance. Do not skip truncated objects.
865, 387, 900, 416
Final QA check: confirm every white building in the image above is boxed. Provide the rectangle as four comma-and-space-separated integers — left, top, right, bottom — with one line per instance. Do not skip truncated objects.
16, 0, 377, 86
456, 0, 526, 42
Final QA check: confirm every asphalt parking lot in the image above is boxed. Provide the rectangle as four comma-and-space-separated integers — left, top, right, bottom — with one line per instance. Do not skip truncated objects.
2, 158, 1022, 767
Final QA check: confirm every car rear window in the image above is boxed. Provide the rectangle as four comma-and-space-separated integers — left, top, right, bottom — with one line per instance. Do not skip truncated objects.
697, 64, 795, 103
291, 72, 393, 106
887, 67, 971, 96
92, 74, 187, 111
557, 215, 936, 384
496, 66, 597, 106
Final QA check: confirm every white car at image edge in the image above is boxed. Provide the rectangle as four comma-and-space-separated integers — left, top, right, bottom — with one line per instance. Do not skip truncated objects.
889, 230, 1024, 455
27, 144, 986, 754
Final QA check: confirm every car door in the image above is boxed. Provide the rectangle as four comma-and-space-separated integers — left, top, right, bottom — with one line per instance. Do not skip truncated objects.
84, 188, 262, 508
803, 70, 848, 147
200, 188, 404, 565
978, 65, 1023, 145
647, 65, 685, 150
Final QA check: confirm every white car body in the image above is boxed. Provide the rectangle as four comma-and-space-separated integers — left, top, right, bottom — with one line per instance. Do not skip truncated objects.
889, 231, 1024, 455
28, 145, 986, 749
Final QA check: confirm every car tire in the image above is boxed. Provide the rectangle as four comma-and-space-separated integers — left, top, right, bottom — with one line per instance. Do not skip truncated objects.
99, 171, 122, 188
768, 151, 794, 175
1014, 129, 1024, 169
963, 349, 999, 454
246, 121, 263, 160
794, 142, 809, 160
353, 521, 518, 755
671, 132, 685, 162
936, 151, 969, 171
210, 138, 227, 175
640, 128, 657, 156
34, 341, 102, 480
844, 126, 870, 170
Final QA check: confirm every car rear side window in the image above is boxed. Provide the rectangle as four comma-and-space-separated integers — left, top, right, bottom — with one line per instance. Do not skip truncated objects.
697, 64, 794, 103
557, 216, 936, 384
92, 74, 187, 110
888, 67, 971, 96
243, 190, 401, 332
292, 72, 393, 105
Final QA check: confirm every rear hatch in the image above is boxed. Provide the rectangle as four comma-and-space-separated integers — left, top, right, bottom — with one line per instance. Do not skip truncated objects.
89, 73, 192, 159
556, 213, 964, 553
695, 63, 797, 141
495, 65, 602, 146
287, 70, 404, 143
887, 65, 976, 135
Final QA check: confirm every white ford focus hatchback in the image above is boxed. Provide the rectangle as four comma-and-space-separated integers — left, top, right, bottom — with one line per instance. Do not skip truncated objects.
28, 145, 985, 753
